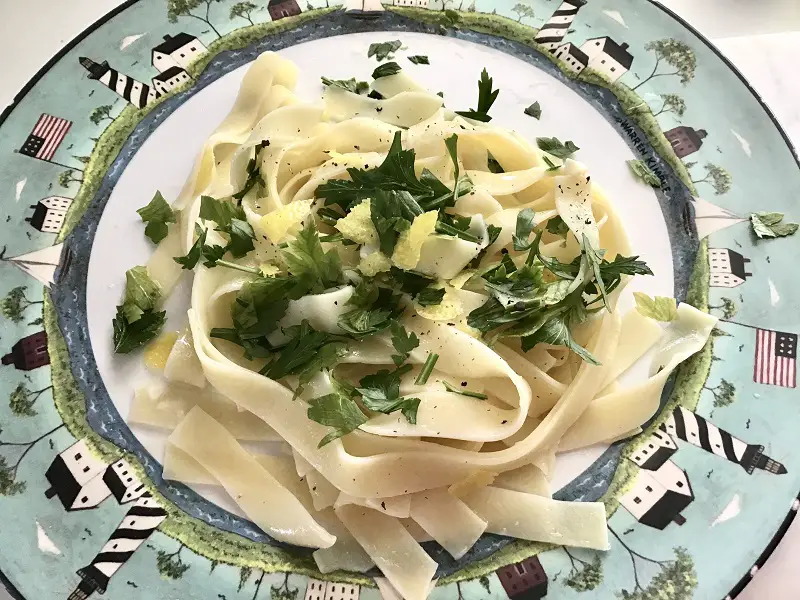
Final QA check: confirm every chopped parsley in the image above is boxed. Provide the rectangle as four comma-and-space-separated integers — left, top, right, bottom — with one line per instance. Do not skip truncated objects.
408, 55, 430, 65
368, 40, 402, 61
338, 280, 402, 338
121, 266, 161, 323
542, 155, 561, 171
536, 137, 580, 159
442, 380, 487, 400
390, 321, 419, 366
416, 287, 445, 307
282, 221, 342, 292
308, 381, 368, 447
627, 159, 661, 188
456, 68, 500, 123
321, 77, 369, 95
633, 292, 677, 322
372, 61, 402, 79
358, 365, 420, 423
233, 140, 268, 201
137, 191, 175, 244
415, 353, 438, 385
545, 215, 570, 239
112, 266, 165, 354
487, 154, 505, 173
198, 196, 255, 258
750, 212, 798, 239
524, 101, 542, 119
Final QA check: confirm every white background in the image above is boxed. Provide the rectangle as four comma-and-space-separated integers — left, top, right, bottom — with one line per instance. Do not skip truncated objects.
0, 1, 799, 598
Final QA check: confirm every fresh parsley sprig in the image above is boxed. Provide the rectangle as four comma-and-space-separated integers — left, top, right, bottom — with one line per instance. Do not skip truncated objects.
137, 191, 175, 244
456, 68, 500, 123
112, 266, 166, 354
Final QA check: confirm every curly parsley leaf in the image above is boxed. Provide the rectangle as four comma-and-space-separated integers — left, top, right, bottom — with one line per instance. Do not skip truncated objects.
368, 40, 402, 61
408, 55, 429, 65
372, 61, 402, 79
536, 137, 580, 159
750, 212, 799, 239
358, 364, 420, 424
121, 266, 162, 323
390, 321, 419, 366
137, 191, 175, 244
524, 101, 541, 120
456, 68, 500, 123
321, 77, 369, 95
627, 159, 661, 188
112, 307, 166, 354
308, 385, 368, 447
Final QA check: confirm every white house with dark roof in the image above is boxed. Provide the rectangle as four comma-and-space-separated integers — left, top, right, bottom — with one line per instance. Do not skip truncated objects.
304, 579, 360, 600
151, 33, 206, 72
554, 42, 588, 75
26, 195, 73, 234
629, 429, 679, 471
620, 459, 694, 530
580, 36, 634, 82
151, 66, 191, 95
709, 248, 752, 288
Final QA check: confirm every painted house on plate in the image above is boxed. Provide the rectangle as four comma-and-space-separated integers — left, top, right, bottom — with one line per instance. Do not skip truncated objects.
304, 579, 360, 600
665, 125, 708, 158
553, 42, 588, 75
151, 33, 206, 72
497, 557, 548, 599
579, 37, 634, 82
2, 331, 49, 370
269, 0, 302, 20
620, 457, 694, 530
26, 195, 73, 234
709, 248, 752, 288
152, 66, 191, 95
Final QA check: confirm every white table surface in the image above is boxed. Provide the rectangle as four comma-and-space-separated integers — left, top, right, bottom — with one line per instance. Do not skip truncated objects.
0, 1, 799, 599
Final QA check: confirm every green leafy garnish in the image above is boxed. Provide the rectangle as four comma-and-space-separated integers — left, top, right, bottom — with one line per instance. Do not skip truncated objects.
512, 208, 537, 252
408, 55, 430, 65
542, 155, 561, 171
455, 68, 500, 123
358, 365, 420, 424
524, 101, 541, 119
469, 224, 502, 268
321, 77, 369, 95
390, 321, 419, 366
233, 140, 268, 201
545, 215, 570, 239
487, 154, 505, 173
112, 307, 166, 354
283, 221, 342, 292
371, 190, 414, 256
441, 380, 488, 400
174, 225, 208, 270
416, 287, 445, 307
137, 191, 175, 244
633, 292, 677, 322
521, 316, 599, 365
390, 267, 437, 297
415, 353, 438, 385
372, 61, 401, 79
121, 266, 162, 323
436, 213, 481, 243
308, 384, 368, 447
338, 281, 402, 338
536, 137, 580, 159
627, 159, 661, 188
750, 212, 799, 239
199, 196, 255, 258
368, 40, 402, 61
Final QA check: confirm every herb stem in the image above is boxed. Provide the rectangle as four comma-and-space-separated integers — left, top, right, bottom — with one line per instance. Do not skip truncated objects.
435, 222, 481, 243
415, 353, 439, 385
441, 380, 488, 400
215, 260, 260, 275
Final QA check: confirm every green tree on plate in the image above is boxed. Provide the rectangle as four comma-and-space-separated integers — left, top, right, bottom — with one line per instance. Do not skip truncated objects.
89, 104, 114, 126
709, 297, 737, 320
58, 170, 83, 189
270, 573, 298, 600
478, 575, 492, 594
512, 3, 535, 22
230, 1, 260, 25
691, 162, 733, 195
705, 378, 736, 409
633, 39, 697, 90
156, 543, 190, 579
653, 93, 686, 118
2, 286, 43, 324
563, 547, 603, 591
9, 383, 53, 417
167, 0, 223, 38
0, 423, 64, 496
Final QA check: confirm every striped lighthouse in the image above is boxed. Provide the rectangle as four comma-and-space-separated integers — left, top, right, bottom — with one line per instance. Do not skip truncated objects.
67, 493, 167, 600
78, 57, 159, 109
661, 407, 787, 475
534, 0, 587, 51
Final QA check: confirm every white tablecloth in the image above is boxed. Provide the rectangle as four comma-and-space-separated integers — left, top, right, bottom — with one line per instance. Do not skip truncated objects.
0, 1, 798, 598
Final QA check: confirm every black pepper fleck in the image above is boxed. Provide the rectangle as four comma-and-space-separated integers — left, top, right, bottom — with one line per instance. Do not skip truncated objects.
461, 382, 467, 387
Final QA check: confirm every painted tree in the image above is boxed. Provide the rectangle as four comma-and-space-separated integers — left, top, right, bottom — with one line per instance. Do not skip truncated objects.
633, 38, 697, 90
2, 286, 43, 323
512, 3, 535, 22
230, 1, 260, 25
691, 162, 732, 195
609, 528, 697, 599
238, 566, 253, 592
167, 0, 223, 38
709, 297, 737, 320
73, 155, 91, 165
9, 383, 53, 417
478, 575, 492, 595
705, 379, 736, 408
270, 573, 298, 600
653, 93, 686, 118
156, 543, 190, 579
58, 170, 83, 188
563, 548, 603, 591
89, 105, 114, 125
683, 160, 697, 170
0, 423, 64, 496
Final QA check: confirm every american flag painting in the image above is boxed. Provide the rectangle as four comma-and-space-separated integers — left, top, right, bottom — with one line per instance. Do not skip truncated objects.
19, 114, 72, 161
754, 328, 797, 388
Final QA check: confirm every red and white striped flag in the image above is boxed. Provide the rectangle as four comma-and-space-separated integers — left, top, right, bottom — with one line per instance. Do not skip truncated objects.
19, 114, 72, 161
754, 328, 797, 388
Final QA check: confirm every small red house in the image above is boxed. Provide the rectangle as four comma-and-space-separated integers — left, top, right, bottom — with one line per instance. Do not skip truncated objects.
497, 556, 548, 599
268, 0, 301, 20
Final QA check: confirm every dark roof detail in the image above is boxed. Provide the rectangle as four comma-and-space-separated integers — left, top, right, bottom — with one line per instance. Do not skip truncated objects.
26, 202, 49, 231
563, 0, 587, 6
640, 489, 693, 530
638, 444, 677, 471
567, 44, 589, 66
152, 33, 197, 55
269, 0, 295, 6
153, 66, 187, 82
726, 249, 752, 280
588, 37, 634, 69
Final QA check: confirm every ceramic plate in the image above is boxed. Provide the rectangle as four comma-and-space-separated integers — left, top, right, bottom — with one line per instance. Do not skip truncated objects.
1, 0, 798, 599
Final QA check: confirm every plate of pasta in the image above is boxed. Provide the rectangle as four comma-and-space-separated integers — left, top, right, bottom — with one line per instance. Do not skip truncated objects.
1, 2, 798, 600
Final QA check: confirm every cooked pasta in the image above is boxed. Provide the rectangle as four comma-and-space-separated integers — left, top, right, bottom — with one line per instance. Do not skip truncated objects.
119, 51, 716, 600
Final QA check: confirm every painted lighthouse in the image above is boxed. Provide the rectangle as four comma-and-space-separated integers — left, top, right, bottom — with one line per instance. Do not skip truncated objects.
79, 57, 158, 109
534, 0, 587, 50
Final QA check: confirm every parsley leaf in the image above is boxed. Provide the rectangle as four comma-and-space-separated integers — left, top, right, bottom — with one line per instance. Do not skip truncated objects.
542, 155, 561, 171
112, 307, 167, 354
174, 225, 208, 270
282, 221, 342, 292
358, 365, 420, 424
524, 101, 541, 119
545, 215, 570, 239
456, 68, 499, 123
390, 321, 419, 366
368, 40, 402, 61
633, 292, 677, 322
512, 208, 537, 251
416, 287, 445, 306
372, 61, 402, 79
469, 224, 502, 268
441, 380, 488, 400
321, 77, 369, 94
487, 154, 505, 173
627, 159, 661, 188
521, 315, 599, 365
536, 137, 580, 159
408, 55, 430, 65
338, 281, 402, 338
750, 212, 799, 239
596, 254, 653, 294
370, 190, 413, 256
121, 266, 162, 323
137, 191, 175, 244
233, 140, 268, 201
199, 196, 255, 258
308, 385, 368, 447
